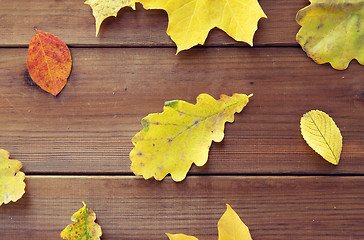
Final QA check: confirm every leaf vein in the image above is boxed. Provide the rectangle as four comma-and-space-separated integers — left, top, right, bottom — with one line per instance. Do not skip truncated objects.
308, 113, 337, 160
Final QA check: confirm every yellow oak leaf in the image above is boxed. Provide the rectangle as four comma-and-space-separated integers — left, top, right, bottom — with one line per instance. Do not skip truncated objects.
0, 149, 25, 206
130, 93, 252, 182
85, 0, 266, 53
61, 202, 102, 240
296, 0, 364, 70
300, 110, 343, 165
166, 204, 252, 240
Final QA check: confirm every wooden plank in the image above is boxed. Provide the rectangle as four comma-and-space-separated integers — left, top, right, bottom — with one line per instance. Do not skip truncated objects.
0, 176, 363, 239
0, 48, 363, 174
0, 0, 306, 46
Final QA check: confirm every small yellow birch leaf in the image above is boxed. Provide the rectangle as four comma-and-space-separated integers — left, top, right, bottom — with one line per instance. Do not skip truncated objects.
218, 204, 252, 240
85, 0, 266, 53
61, 202, 102, 240
166, 233, 199, 240
0, 149, 25, 206
300, 110, 343, 165
296, 0, 364, 70
130, 93, 252, 182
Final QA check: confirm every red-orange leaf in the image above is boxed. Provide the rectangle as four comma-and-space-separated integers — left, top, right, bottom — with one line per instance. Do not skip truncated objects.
27, 28, 72, 96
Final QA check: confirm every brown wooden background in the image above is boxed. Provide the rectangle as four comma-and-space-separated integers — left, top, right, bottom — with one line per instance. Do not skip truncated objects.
1, 0, 363, 239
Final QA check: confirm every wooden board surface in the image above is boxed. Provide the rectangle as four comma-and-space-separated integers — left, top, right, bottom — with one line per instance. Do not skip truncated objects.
1, 0, 363, 239
1, 176, 364, 240
0, 0, 305, 46
0, 48, 363, 174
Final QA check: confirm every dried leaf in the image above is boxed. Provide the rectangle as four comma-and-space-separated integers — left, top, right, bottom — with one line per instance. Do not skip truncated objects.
296, 0, 364, 70
130, 93, 252, 182
85, 0, 266, 53
61, 202, 102, 240
166, 204, 252, 240
0, 149, 25, 206
300, 110, 343, 165
27, 28, 72, 96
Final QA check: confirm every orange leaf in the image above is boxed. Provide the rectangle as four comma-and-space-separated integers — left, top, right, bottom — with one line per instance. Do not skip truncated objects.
27, 28, 72, 96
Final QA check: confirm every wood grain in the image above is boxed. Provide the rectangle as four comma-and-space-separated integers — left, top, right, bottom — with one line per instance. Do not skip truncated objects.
1, 1, 363, 239
0, 48, 363, 174
1, 176, 364, 240
0, 0, 306, 47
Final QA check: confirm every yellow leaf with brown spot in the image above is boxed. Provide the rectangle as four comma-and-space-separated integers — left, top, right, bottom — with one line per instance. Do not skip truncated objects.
130, 93, 252, 182
296, 0, 364, 70
0, 149, 25, 206
61, 202, 102, 240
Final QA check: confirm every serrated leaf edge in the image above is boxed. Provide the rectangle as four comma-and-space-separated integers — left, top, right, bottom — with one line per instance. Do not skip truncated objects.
300, 110, 342, 165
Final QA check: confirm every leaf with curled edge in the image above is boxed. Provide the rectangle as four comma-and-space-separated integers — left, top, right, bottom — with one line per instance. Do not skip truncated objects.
130, 93, 252, 182
0, 149, 25, 206
300, 110, 343, 165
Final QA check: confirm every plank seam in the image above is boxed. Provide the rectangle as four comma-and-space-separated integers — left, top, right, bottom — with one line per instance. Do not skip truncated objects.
0, 45, 301, 49
25, 172, 364, 177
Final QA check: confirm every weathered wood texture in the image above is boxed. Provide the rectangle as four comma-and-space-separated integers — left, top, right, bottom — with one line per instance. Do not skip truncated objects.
1, 1, 364, 239
0, 0, 305, 46
1, 176, 364, 240
0, 48, 363, 174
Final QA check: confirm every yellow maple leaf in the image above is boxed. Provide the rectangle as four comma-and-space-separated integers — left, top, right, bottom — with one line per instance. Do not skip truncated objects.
61, 202, 102, 240
296, 0, 364, 70
85, 0, 136, 36
130, 93, 252, 182
0, 149, 25, 206
300, 110, 343, 165
166, 204, 252, 240
85, 0, 266, 53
